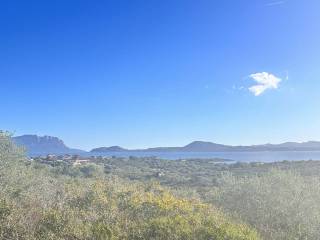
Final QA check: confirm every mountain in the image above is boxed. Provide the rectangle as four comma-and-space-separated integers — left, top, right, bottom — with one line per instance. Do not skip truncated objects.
181, 141, 232, 152
13, 135, 85, 155
13, 134, 320, 155
91, 146, 128, 152
246, 141, 320, 151
142, 141, 231, 152
91, 140, 320, 153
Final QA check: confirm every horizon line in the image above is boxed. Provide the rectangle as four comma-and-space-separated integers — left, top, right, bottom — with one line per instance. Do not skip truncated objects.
13, 133, 320, 151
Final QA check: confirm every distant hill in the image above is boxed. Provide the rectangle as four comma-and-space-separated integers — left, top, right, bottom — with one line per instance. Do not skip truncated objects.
91, 146, 128, 152
13, 134, 320, 155
180, 141, 232, 152
13, 135, 86, 155
91, 140, 320, 153
141, 141, 232, 152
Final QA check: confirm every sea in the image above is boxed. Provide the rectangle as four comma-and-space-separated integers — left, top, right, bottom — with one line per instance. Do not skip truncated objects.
89, 151, 320, 163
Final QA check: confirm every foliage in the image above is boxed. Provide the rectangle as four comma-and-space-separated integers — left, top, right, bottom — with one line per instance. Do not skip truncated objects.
7, 128, 320, 239
0, 132, 259, 240
214, 170, 320, 240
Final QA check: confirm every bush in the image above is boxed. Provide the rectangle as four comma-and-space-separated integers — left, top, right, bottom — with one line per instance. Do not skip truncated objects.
0, 131, 259, 240
215, 170, 320, 239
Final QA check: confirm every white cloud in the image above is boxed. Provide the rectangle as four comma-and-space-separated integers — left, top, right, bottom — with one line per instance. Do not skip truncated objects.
248, 72, 281, 96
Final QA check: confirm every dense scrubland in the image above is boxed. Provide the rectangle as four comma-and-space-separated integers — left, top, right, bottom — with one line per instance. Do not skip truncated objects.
2, 131, 320, 239
0, 132, 258, 240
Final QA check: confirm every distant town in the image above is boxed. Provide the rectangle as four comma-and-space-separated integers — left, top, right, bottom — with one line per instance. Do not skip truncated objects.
30, 154, 160, 167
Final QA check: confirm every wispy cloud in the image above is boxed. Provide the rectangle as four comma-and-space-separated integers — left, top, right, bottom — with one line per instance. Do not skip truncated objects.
249, 72, 281, 96
265, 1, 286, 7
285, 70, 289, 80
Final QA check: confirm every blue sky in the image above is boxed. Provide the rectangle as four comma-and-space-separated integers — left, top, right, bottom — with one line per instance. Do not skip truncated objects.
1, 0, 320, 150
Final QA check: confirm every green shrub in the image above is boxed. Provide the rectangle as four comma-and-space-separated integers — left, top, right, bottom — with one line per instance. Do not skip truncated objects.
0, 131, 259, 240
215, 170, 320, 239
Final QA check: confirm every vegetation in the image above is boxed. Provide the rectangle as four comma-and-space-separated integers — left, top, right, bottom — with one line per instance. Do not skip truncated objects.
215, 170, 320, 239
4, 130, 320, 239
0, 131, 259, 240
85, 157, 320, 239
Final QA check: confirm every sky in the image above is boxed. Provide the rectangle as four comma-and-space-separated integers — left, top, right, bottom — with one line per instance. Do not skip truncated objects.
1, 0, 320, 150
